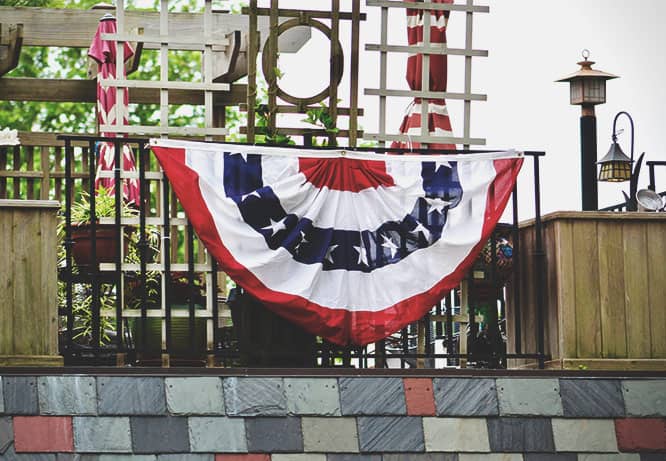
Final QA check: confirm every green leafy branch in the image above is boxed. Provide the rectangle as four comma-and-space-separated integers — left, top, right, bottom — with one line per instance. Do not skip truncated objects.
254, 65, 292, 145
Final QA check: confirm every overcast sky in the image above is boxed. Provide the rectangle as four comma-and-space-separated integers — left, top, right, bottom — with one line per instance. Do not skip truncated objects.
272, 0, 666, 215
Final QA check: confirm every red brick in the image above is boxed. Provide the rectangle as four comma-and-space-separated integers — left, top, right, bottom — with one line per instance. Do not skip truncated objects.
13, 416, 73, 453
615, 418, 666, 451
403, 378, 436, 416
215, 455, 271, 461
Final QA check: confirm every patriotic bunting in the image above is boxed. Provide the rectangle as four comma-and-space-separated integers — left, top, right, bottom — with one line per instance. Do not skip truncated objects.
151, 140, 523, 346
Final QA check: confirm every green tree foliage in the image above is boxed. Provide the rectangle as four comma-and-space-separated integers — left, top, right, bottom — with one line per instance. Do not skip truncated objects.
0, 0, 248, 134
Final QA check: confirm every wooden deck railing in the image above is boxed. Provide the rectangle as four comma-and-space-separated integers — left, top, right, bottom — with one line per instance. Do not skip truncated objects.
2, 132, 549, 369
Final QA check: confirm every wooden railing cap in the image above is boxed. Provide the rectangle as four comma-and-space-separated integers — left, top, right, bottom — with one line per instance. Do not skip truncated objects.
0, 199, 60, 209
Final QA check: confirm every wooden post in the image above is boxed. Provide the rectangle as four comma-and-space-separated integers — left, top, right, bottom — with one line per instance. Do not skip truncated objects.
0, 200, 63, 366
458, 279, 470, 368
416, 319, 426, 368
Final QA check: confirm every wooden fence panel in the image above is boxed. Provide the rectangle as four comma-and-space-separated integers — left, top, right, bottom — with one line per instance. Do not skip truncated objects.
510, 212, 666, 370
598, 222, 627, 358
647, 223, 666, 358
0, 200, 62, 366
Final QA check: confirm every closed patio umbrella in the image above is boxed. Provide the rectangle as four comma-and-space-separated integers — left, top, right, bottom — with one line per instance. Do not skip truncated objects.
88, 13, 140, 205
392, 0, 455, 150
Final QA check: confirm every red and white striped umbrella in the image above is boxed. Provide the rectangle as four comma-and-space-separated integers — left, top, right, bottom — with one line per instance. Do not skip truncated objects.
392, 0, 455, 150
88, 15, 140, 205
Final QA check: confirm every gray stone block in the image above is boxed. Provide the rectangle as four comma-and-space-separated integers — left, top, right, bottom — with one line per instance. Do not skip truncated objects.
559, 379, 624, 418
327, 456, 383, 461
224, 377, 286, 416
622, 380, 666, 416
578, 456, 640, 461
357, 416, 424, 453
56, 456, 99, 461
272, 456, 326, 461
246, 417, 303, 452
0, 418, 12, 454
131, 416, 189, 453
302, 417, 358, 452
38, 376, 97, 415
434, 378, 498, 416
0, 444, 56, 460
157, 455, 214, 461
640, 455, 666, 461
73, 416, 132, 453
497, 379, 562, 416
423, 417, 489, 452
524, 455, 576, 461
0, 377, 3, 414
487, 417, 554, 452
2, 377, 38, 415
165, 377, 224, 415
97, 377, 166, 415
188, 416, 247, 453
383, 456, 459, 461
97, 457, 156, 461
458, 456, 522, 461
339, 378, 406, 415
285, 378, 341, 415
551, 418, 618, 452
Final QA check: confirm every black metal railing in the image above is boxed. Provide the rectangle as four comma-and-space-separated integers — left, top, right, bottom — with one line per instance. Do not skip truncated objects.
600, 190, 666, 212
599, 160, 665, 212
57, 134, 549, 369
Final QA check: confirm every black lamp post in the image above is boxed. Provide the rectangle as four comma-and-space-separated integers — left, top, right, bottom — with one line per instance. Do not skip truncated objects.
598, 111, 634, 181
598, 111, 645, 210
557, 50, 618, 210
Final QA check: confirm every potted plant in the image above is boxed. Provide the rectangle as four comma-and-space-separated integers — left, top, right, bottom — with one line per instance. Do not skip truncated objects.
56, 229, 118, 358
125, 269, 209, 362
69, 186, 137, 267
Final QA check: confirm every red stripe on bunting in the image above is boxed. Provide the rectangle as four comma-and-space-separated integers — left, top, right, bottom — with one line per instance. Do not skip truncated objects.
153, 145, 522, 346
299, 157, 395, 192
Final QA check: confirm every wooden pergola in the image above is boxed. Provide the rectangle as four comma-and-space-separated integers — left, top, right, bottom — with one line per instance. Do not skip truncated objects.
0, 0, 498, 369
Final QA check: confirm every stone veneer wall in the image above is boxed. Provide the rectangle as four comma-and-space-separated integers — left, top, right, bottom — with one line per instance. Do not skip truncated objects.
0, 374, 664, 460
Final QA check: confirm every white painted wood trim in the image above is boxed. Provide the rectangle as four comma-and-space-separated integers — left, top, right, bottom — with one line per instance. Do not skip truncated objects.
365, 88, 487, 101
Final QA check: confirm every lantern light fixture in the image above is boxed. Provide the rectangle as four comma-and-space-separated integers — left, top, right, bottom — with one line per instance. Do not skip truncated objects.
556, 49, 618, 109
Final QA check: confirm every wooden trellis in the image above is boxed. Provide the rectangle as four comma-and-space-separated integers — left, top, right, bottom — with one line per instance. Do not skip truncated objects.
364, 0, 489, 148
245, 0, 363, 147
100, 0, 229, 139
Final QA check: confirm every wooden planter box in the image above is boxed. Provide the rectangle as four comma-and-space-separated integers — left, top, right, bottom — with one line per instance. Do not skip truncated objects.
507, 211, 666, 370
0, 200, 63, 366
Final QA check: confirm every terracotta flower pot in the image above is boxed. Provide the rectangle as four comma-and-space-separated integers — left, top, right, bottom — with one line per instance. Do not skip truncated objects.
71, 224, 130, 267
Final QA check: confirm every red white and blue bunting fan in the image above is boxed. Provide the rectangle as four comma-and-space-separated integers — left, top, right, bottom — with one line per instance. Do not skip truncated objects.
151, 139, 523, 346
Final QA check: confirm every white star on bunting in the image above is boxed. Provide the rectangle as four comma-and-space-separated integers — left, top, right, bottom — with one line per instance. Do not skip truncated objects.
434, 160, 451, 171
354, 243, 369, 267
381, 234, 399, 258
294, 230, 309, 252
262, 218, 286, 237
241, 190, 261, 201
325, 244, 339, 264
412, 222, 431, 242
424, 197, 452, 215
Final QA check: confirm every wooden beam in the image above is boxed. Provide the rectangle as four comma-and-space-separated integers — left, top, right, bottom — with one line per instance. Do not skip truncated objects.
365, 43, 488, 57
0, 23, 23, 77
0, 6, 309, 52
99, 125, 227, 136
0, 78, 246, 106
100, 78, 229, 92
243, 6, 367, 21
366, 1, 489, 13
363, 132, 486, 146
365, 87, 487, 101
